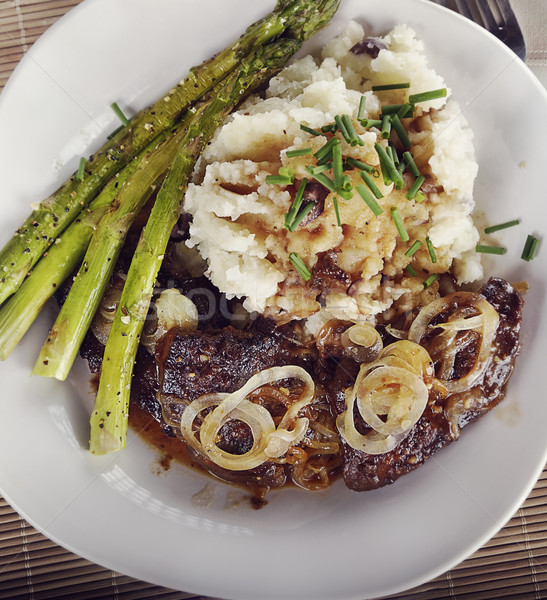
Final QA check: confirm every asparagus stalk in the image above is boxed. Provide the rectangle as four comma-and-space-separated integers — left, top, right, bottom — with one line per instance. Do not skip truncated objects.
0, 0, 339, 307
89, 36, 307, 454
31, 125, 191, 381
0, 152, 148, 360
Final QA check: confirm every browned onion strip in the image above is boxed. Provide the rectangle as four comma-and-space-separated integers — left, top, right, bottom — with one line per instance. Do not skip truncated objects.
337, 340, 432, 455
179, 366, 315, 471
408, 294, 499, 393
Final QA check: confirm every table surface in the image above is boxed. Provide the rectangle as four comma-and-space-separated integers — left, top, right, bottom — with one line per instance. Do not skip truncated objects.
0, 1, 546, 599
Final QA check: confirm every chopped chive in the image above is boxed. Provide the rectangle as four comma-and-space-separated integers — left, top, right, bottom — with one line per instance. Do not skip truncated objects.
356, 184, 383, 216
266, 175, 292, 186
360, 118, 383, 129
406, 175, 426, 200
340, 174, 353, 192
289, 252, 311, 281
402, 151, 420, 178
300, 124, 322, 136
332, 142, 343, 188
333, 196, 342, 226
372, 82, 411, 91
381, 104, 414, 118
422, 274, 439, 289
405, 240, 422, 257
484, 219, 520, 234
414, 190, 426, 203
111, 102, 130, 126
381, 115, 392, 140
284, 178, 308, 229
314, 136, 339, 164
405, 265, 417, 277
75, 157, 86, 182
391, 114, 411, 148
286, 147, 312, 158
360, 170, 383, 199
345, 157, 376, 174
375, 143, 404, 189
337, 188, 354, 201
278, 167, 294, 179
357, 96, 367, 121
475, 244, 507, 255
334, 115, 350, 142
521, 234, 540, 261
388, 143, 399, 165
409, 88, 447, 104
305, 166, 337, 194
426, 236, 437, 263
396, 102, 413, 120
288, 202, 315, 231
342, 114, 364, 146
321, 123, 338, 133
390, 206, 409, 241
107, 124, 124, 140
309, 162, 332, 175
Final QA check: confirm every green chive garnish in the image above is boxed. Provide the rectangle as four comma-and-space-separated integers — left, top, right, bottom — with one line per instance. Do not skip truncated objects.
342, 114, 363, 146
300, 124, 322, 136
360, 118, 383, 129
406, 175, 425, 200
391, 114, 411, 148
286, 147, 312, 158
484, 219, 520, 234
305, 166, 337, 194
426, 236, 437, 263
333, 196, 342, 226
381, 115, 392, 140
372, 82, 411, 91
422, 274, 439, 289
334, 115, 350, 142
75, 157, 86, 182
289, 252, 311, 281
358, 96, 367, 121
288, 202, 315, 231
111, 102, 130, 126
475, 244, 507, 255
409, 88, 447, 104
266, 175, 292, 186
309, 163, 332, 175
396, 102, 413, 120
356, 184, 383, 216
402, 151, 420, 178
360, 170, 383, 199
381, 104, 414, 118
405, 265, 417, 277
405, 240, 422, 257
414, 190, 426, 203
345, 157, 376, 174
391, 206, 409, 241
321, 123, 338, 133
333, 142, 343, 188
285, 178, 308, 229
521, 234, 540, 261
375, 143, 404, 189
314, 137, 339, 165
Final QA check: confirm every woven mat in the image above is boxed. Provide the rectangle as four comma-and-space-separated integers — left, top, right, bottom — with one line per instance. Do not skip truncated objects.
1, 1, 546, 599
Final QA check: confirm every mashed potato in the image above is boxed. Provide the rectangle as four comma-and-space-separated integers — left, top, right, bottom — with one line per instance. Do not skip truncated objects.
184, 23, 481, 328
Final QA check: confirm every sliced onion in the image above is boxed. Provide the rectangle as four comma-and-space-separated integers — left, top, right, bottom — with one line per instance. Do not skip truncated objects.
408, 294, 499, 393
341, 324, 383, 363
336, 340, 431, 455
178, 366, 315, 471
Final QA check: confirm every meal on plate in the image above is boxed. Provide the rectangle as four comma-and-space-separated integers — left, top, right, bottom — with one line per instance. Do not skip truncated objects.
0, 0, 535, 501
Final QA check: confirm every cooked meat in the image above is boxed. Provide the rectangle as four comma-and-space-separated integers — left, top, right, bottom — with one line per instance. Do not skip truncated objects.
334, 277, 523, 492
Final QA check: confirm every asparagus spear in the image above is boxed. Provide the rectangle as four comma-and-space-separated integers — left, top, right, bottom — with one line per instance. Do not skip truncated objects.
0, 0, 339, 307
31, 125, 190, 381
0, 152, 147, 360
88, 36, 308, 454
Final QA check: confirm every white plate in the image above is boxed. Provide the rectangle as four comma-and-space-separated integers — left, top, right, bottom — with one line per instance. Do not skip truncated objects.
0, 1, 545, 599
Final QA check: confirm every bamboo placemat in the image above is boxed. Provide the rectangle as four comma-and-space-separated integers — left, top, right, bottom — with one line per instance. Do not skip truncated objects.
1, 1, 546, 599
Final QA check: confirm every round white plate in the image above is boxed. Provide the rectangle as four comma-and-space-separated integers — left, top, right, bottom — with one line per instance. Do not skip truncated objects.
0, 1, 545, 599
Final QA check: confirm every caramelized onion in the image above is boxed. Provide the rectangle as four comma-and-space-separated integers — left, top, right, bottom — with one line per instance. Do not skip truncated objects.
341, 324, 383, 363
337, 340, 431, 455
408, 294, 499, 393
179, 366, 315, 471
